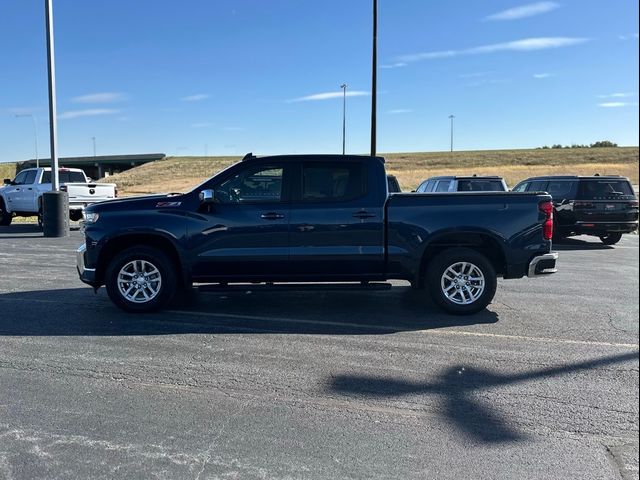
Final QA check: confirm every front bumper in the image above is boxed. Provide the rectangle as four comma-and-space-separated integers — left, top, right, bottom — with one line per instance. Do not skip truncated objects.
76, 243, 97, 285
527, 252, 558, 277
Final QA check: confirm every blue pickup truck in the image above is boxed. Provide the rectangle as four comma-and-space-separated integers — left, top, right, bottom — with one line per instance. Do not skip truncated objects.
77, 154, 557, 315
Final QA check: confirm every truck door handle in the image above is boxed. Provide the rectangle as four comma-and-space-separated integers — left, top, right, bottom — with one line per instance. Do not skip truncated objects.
260, 212, 285, 220
353, 210, 375, 219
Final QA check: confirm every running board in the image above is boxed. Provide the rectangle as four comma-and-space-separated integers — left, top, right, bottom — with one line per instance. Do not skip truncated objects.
197, 282, 393, 293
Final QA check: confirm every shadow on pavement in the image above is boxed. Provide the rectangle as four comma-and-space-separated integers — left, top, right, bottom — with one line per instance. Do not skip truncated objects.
328, 351, 639, 444
0, 223, 43, 238
0, 286, 498, 336
554, 236, 614, 251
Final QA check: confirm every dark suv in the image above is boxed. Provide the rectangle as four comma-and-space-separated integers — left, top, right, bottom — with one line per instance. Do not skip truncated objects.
513, 175, 639, 244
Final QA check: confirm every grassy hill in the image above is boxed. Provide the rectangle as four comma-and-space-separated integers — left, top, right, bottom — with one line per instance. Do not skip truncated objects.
102, 146, 636, 195
0, 163, 16, 181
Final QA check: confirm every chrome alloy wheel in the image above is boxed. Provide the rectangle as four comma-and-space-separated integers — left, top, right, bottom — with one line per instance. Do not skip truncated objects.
117, 259, 162, 304
440, 261, 485, 305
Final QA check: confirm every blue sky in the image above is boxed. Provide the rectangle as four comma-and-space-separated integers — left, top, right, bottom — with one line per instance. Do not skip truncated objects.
0, 0, 638, 162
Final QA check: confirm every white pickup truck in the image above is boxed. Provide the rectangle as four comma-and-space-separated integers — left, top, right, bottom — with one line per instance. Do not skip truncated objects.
0, 167, 117, 226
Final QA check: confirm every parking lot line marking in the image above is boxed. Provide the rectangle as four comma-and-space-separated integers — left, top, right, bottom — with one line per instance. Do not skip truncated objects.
167, 309, 640, 349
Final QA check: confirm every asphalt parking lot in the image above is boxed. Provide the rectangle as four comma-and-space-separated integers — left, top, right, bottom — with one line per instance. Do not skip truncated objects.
0, 225, 638, 480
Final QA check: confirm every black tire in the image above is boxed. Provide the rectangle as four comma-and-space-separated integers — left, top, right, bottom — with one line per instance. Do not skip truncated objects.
426, 248, 497, 315
105, 246, 177, 313
599, 232, 622, 245
0, 199, 12, 226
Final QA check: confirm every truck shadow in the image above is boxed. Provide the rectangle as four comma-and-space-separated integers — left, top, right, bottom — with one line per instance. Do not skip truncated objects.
553, 237, 614, 251
328, 351, 639, 444
0, 287, 498, 336
0, 223, 82, 239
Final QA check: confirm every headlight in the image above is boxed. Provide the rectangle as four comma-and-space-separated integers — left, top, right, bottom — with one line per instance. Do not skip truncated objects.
84, 212, 100, 224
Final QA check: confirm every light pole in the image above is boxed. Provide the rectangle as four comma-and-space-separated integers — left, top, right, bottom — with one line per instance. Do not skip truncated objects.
43, 0, 68, 237
449, 114, 455, 152
370, 0, 377, 156
15, 114, 39, 168
340, 83, 347, 155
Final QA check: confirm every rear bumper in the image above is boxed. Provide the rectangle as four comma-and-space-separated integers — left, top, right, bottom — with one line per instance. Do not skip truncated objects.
571, 221, 638, 234
76, 243, 97, 286
527, 252, 558, 277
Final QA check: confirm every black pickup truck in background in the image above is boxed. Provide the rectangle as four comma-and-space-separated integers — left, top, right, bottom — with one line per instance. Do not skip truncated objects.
77, 154, 558, 315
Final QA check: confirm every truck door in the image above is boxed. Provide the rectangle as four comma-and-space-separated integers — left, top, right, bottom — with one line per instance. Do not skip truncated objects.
189, 161, 292, 278
4, 171, 30, 211
14, 170, 38, 211
288, 159, 385, 277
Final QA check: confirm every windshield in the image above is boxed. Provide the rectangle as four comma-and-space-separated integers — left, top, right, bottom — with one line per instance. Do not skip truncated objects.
577, 179, 635, 199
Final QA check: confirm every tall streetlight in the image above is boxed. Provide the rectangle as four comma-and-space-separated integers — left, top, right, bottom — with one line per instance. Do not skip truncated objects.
15, 114, 39, 168
340, 83, 347, 155
370, 0, 378, 156
43, 0, 68, 237
449, 114, 455, 152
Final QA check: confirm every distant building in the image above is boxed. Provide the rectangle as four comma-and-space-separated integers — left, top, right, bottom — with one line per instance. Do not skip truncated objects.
16, 153, 166, 179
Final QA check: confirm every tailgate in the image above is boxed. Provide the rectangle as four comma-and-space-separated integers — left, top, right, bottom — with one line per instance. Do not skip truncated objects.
573, 199, 639, 222
64, 183, 116, 202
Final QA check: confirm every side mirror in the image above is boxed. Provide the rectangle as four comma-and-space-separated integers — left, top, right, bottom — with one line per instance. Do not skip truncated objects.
3, 179, 11, 185
199, 189, 216, 204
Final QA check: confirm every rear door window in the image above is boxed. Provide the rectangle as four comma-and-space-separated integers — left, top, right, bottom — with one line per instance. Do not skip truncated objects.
528, 180, 548, 192
435, 180, 451, 192
302, 162, 366, 202
546, 181, 575, 199
577, 179, 635, 199
42, 171, 87, 184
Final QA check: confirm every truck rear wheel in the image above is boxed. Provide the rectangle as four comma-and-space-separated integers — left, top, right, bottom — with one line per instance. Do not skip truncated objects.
105, 246, 176, 313
426, 248, 497, 315
0, 199, 12, 226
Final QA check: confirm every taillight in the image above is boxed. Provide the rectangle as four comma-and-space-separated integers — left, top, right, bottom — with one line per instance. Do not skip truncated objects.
115, 187, 119, 198
539, 200, 553, 240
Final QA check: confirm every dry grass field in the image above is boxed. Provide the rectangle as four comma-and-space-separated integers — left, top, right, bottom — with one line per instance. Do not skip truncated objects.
0, 163, 16, 181
104, 147, 638, 195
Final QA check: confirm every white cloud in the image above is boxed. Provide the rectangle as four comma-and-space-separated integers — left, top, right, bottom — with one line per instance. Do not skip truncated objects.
71, 92, 126, 103
379, 62, 407, 69
58, 108, 120, 120
485, 2, 560, 21
181, 94, 210, 102
533, 73, 555, 78
387, 109, 412, 114
288, 91, 370, 102
396, 37, 588, 63
598, 92, 635, 98
598, 102, 639, 108
618, 33, 639, 40
459, 72, 491, 78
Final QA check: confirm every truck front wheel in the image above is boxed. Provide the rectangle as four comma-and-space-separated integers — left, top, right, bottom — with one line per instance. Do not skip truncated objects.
426, 248, 497, 315
105, 246, 176, 313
